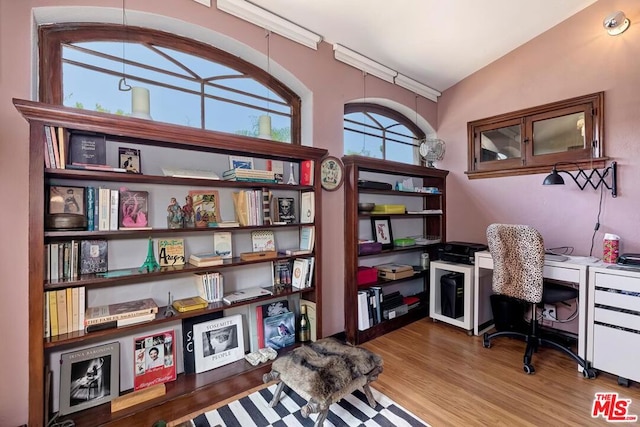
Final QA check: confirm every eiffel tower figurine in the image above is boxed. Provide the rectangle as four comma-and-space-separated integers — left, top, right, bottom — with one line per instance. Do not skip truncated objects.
287, 162, 297, 185
139, 237, 160, 272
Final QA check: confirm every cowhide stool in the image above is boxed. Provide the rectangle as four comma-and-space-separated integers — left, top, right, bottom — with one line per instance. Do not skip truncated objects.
262, 337, 383, 427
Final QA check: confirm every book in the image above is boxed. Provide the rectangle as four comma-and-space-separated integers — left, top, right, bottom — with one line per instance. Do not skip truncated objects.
84, 297, 159, 326
305, 256, 316, 288
222, 168, 274, 179
222, 287, 273, 304
119, 147, 141, 173
109, 189, 119, 231
291, 258, 309, 289
300, 160, 314, 186
299, 299, 317, 341
85, 187, 95, 231
158, 239, 185, 267
43, 126, 53, 168
263, 311, 295, 350
49, 125, 60, 168
182, 311, 224, 374
251, 230, 275, 252
68, 132, 107, 166
266, 159, 284, 183
274, 197, 295, 224
256, 300, 290, 348
195, 272, 224, 302
119, 189, 149, 229
213, 232, 233, 259
66, 164, 127, 173
48, 291, 59, 337
189, 189, 221, 227
44, 290, 51, 338
98, 187, 111, 231
299, 225, 315, 252
300, 191, 315, 223
56, 289, 68, 335
189, 253, 223, 267
215, 221, 240, 228
133, 330, 176, 390
84, 312, 155, 333
193, 314, 245, 373
79, 240, 108, 274
271, 259, 292, 288
57, 126, 66, 169
71, 287, 79, 333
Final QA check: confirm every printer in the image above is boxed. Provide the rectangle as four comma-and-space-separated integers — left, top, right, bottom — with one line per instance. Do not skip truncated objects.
437, 241, 488, 265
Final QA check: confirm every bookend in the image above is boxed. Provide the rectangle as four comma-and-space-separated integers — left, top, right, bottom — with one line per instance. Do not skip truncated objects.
139, 237, 161, 272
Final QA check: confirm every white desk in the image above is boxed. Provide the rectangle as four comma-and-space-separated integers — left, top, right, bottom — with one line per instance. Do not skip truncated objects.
474, 251, 599, 369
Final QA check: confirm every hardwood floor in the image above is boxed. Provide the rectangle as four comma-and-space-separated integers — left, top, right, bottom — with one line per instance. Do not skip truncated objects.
171, 318, 639, 426
361, 318, 640, 427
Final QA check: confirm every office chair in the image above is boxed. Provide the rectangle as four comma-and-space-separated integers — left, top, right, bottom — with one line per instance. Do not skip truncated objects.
482, 224, 596, 377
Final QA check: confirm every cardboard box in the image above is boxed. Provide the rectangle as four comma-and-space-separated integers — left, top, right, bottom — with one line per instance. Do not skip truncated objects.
376, 263, 414, 280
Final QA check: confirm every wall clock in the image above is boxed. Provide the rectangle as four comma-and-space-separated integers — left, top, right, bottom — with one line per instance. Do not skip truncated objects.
320, 156, 344, 191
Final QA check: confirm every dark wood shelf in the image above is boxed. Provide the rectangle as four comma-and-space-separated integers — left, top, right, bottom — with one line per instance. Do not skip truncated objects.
355, 305, 429, 344
357, 245, 440, 258
357, 270, 428, 288
358, 212, 443, 219
358, 188, 442, 197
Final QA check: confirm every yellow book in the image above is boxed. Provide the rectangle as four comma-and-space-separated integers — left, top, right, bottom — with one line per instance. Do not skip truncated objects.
56, 289, 68, 335
57, 126, 66, 169
49, 291, 59, 337
66, 288, 73, 333
71, 287, 79, 333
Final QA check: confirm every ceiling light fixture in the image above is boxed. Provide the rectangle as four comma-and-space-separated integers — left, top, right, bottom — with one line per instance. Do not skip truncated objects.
542, 161, 617, 197
603, 11, 630, 36
333, 44, 397, 83
217, 0, 322, 49
395, 74, 441, 103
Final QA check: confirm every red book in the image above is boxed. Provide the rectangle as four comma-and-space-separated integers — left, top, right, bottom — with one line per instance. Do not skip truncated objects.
300, 160, 314, 186
133, 329, 176, 390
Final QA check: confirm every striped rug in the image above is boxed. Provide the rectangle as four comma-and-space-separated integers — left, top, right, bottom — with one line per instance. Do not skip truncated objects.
190, 383, 428, 427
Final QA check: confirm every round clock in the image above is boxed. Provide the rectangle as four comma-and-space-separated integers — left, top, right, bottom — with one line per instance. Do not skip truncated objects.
320, 156, 344, 191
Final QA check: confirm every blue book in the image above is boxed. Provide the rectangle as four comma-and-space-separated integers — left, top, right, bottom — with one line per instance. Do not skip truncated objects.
263, 311, 295, 350
86, 187, 95, 231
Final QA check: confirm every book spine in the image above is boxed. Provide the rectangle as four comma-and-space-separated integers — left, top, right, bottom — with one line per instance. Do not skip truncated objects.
43, 290, 50, 338
78, 286, 85, 330
56, 289, 68, 335
84, 307, 159, 326
86, 187, 95, 231
49, 291, 59, 337
50, 244, 58, 282
49, 125, 60, 169
109, 189, 119, 231
98, 188, 110, 231
57, 127, 66, 169
300, 160, 314, 186
44, 125, 56, 169
65, 287, 73, 333
71, 287, 79, 333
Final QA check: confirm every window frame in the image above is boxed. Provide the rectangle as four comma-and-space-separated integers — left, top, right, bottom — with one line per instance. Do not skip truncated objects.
466, 92, 606, 179
38, 23, 302, 144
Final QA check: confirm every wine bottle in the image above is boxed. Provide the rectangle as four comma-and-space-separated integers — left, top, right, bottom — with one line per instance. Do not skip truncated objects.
298, 304, 311, 343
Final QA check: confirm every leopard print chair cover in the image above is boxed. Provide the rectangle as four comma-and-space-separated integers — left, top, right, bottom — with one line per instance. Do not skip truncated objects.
486, 224, 545, 304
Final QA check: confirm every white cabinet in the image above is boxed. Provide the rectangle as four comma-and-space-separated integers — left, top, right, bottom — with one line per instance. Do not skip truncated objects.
430, 261, 474, 333
587, 266, 640, 385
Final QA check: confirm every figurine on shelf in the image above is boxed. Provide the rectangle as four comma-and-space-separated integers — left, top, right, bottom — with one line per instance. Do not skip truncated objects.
182, 194, 195, 228
139, 237, 160, 272
287, 162, 297, 185
167, 197, 184, 229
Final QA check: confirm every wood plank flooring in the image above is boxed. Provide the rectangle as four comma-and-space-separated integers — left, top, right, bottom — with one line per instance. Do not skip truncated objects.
172, 318, 640, 426
361, 318, 640, 427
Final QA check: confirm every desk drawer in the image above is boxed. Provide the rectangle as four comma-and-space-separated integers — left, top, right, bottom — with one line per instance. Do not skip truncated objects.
594, 289, 640, 313
594, 307, 640, 331
594, 272, 640, 293
592, 324, 640, 382
543, 265, 580, 283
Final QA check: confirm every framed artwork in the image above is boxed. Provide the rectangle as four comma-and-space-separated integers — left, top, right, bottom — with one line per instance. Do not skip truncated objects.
192, 314, 245, 373
371, 216, 393, 250
189, 189, 221, 227
118, 147, 141, 173
49, 185, 85, 215
320, 156, 344, 191
58, 342, 120, 415
228, 155, 254, 170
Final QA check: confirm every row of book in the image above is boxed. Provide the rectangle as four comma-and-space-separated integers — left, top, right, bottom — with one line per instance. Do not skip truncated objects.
42, 125, 67, 169
291, 257, 315, 289
222, 168, 276, 183
195, 272, 224, 302
86, 187, 150, 231
357, 288, 419, 330
44, 287, 85, 337
232, 189, 271, 226
45, 240, 108, 281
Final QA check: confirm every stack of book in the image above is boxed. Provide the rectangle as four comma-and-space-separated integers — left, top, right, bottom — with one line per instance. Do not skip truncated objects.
84, 297, 159, 332
44, 286, 86, 338
222, 168, 276, 183
189, 253, 223, 267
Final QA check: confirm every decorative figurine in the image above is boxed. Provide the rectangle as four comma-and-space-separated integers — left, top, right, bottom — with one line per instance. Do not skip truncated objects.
167, 197, 184, 229
182, 194, 195, 228
287, 161, 297, 185
139, 237, 161, 272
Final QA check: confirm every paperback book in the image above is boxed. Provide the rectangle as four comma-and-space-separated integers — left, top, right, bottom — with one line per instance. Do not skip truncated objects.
84, 298, 158, 326
133, 330, 176, 390
157, 239, 185, 267
79, 240, 108, 274
119, 189, 150, 229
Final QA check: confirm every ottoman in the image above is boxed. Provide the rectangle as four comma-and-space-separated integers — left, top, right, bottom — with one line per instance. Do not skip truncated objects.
262, 337, 384, 427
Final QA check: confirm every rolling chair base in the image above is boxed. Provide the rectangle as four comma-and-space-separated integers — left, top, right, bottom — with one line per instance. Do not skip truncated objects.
483, 329, 597, 378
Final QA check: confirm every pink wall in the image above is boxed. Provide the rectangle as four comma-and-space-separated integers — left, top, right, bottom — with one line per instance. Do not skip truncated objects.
0, 1, 433, 424
438, 0, 640, 257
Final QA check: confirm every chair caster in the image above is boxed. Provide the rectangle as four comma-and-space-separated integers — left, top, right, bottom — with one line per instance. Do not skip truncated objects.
482, 333, 491, 348
583, 368, 597, 379
523, 364, 535, 374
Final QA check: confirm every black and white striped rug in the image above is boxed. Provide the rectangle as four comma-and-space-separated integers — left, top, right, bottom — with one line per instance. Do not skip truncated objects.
190, 383, 428, 427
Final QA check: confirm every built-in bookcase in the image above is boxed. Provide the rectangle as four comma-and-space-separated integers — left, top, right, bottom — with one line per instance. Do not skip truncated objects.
16, 99, 326, 427
342, 155, 448, 344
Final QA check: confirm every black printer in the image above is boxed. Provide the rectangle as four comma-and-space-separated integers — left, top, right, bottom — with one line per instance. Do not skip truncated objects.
437, 241, 488, 265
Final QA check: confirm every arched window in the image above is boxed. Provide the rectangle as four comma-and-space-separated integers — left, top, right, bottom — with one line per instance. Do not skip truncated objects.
39, 24, 301, 144
344, 103, 425, 164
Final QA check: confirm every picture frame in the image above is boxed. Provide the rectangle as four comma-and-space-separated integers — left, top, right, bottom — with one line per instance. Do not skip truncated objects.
192, 314, 245, 373
320, 156, 345, 191
49, 185, 85, 215
228, 155, 254, 170
189, 189, 222, 227
119, 147, 141, 173
58, 342, 120, 415
371, 216, 393, 249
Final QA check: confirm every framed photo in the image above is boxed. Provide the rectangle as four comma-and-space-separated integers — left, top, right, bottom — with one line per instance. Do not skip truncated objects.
189, 189, 221, 227
193, 314, 245, 373
58, 342, 120, 415
49, 185, 85, 215
320, 156, 345, 191
119, 147, 141, 173
228, 155, 254, 170
371, 216, 393, 250
133, 330, 176, 390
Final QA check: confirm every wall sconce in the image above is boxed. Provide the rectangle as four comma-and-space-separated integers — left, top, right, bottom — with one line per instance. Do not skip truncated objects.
542, 161, 617, 197
603, 11, 630, 36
